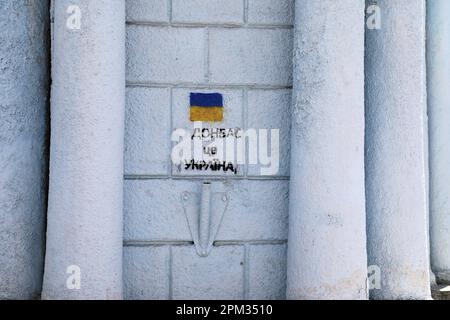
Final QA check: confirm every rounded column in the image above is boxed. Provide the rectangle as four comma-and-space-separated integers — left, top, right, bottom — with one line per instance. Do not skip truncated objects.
42, 0, 125, 299
287, 0, 367, 299
365, 0, 431, 299
428, 0, 450, 285
0, 0, 50, 299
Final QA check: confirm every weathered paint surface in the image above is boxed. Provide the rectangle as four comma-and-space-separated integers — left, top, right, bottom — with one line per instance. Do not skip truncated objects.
287, 0, 368, 300
365, 0, 431, 299
0, 0, 439, 301
124, 0, 293, 299
0, 0, 50, 299
42, 0, 125, 299
428, 0, 450, 285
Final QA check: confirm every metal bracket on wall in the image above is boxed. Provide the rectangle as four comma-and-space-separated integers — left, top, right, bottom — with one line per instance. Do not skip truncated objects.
181, 182, 229, 257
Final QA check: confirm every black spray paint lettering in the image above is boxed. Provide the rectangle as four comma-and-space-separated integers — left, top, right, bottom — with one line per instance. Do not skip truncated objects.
191, 128, 242, 141
184, 160, 238, 175
203, 146, 217, 156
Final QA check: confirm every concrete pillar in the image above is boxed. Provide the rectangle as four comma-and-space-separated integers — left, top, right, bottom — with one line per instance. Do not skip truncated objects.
428, 0, 450, 285
42, 0, 125, 299
0, 0, 50, 299
365, 0, 431, 299
287, 0, 367, 300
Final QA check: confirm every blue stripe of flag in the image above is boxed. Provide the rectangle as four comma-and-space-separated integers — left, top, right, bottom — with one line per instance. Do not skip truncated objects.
190, 93, 223, 107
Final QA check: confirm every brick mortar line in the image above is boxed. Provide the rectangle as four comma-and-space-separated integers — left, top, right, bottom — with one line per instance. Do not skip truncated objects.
243, 244, 250, 299
168, 87, 174, 178
243, 88, 249, 178
124, 240, 287, 246
124, 241, 194, 247
204, 27, 210, 82
168, 245, 173, 300
123, 175, 290, 181
126, 82, 293, 90
214, 240, 287, 246
126, 21, 293, 29
244, 0, 249, 24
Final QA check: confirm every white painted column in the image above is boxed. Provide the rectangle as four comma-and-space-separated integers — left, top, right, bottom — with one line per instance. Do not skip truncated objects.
365, 0, 431, 299
287, 0, 367, 300
42, 0, 125, 299
0, 0, 50, 299
428, 0, 450, 285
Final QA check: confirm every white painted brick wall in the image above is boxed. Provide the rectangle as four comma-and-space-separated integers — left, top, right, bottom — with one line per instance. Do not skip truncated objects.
125, 87, 171, 175
172, 0, 244, 24
124, 180, 192, 241
124, 180, 288, 241
248, 244, 287, 299
124, 246, 170, 299
247, 0, 294, 25
209, 28, 293, 85
126, 26, 205, 83
172, 245, 245, 299
126, 0, 170, 23
124, 0, 293, 299
247, 89, 291, 176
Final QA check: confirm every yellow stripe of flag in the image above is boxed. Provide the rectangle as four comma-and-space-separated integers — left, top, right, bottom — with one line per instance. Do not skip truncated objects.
190, 106, 224, 122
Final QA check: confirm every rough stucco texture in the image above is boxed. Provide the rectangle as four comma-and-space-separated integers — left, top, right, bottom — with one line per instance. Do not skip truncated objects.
0, 0, 50, 299
124, 0, 292, 299
365, 0, 431, 299
287, 0, 368, 300
428, 0, 450, 284
42, 0, 125, 299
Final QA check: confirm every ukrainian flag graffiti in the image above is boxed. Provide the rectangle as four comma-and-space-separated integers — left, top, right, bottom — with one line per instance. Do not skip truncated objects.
190, 93, 224, 122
